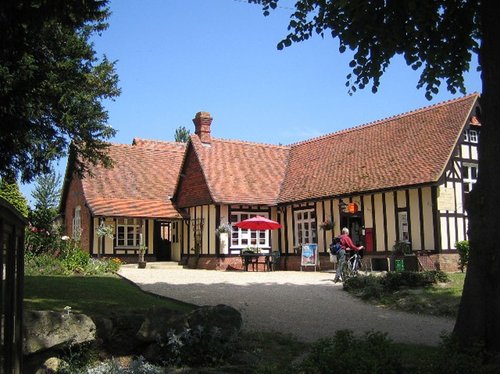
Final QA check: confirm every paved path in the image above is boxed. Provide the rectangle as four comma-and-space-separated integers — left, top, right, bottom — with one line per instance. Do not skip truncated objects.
118, 267, 454, 345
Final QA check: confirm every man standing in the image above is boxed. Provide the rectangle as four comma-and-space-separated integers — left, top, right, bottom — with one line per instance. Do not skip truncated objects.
333, 227, 364, 283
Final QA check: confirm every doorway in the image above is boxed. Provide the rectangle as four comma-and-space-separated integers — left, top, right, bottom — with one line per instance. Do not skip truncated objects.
340, 214, 364, 247
154, 221, 172, 261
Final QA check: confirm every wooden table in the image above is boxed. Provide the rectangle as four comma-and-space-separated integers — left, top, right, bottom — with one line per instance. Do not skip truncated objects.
241, 252, 271, 271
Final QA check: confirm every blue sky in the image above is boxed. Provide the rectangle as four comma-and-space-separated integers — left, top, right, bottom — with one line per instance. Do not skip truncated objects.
21, 0, 481, 204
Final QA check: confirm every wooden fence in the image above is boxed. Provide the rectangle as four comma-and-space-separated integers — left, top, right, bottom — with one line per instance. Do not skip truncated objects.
0, 197, 26, 374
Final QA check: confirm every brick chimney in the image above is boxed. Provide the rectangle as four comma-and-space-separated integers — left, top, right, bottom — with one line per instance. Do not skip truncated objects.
193, 112, 213, 143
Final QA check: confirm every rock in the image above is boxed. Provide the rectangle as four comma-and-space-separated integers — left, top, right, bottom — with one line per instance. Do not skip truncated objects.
185, 304, 242, 341
136, 307, 186, 342
23, 310, 96, 355
102, 313, 145, 355
34, 356, 67, 373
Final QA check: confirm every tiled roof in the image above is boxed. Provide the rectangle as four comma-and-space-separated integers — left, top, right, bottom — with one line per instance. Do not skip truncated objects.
190, 136, 290, 205
278, 94, 479, 203
82, 140, 186, 218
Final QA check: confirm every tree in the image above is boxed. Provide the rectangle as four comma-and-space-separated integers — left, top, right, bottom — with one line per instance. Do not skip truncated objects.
175, 126, 191, 143
0, 178, 29, 218
257, 0, 500, 354
0, 0, 120, 183
30, 171, 62, 231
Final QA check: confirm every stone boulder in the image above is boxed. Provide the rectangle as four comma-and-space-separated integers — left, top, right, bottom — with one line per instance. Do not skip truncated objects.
136, 307, 186, 342
185, 304, 242, 341
23, 310, 96, 355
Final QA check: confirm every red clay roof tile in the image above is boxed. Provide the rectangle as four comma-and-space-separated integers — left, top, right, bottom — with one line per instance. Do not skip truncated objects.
81, 140, 186, 218
189, 136, 290, 205
279, 94, 479, 203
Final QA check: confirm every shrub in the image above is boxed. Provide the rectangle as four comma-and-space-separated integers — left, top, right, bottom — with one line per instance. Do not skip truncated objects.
25, 241, 121, 276
25, 225, 63, 254
429, 334, 499, 374
158, 325, 237, 367
455, 240, 469, 272
295, 329, 403, 374
383, 270, 449, 291
344, 275, 385, 300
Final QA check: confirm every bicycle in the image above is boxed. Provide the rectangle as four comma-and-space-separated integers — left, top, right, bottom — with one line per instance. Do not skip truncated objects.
340, 250, 366, 281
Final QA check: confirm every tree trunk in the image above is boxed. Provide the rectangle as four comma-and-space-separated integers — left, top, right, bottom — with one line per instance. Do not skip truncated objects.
453, 0, 500, 353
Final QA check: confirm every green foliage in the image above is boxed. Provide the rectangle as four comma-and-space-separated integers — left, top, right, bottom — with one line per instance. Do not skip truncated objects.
24, 238, 121, 276
344, 271, 458, 317
455, 240, 470, 272
25, 223, 63, 254
159, 325, 237, 367
383, 270, 449, 291
29, 171, 62, 231
430, 334, 499, 374
67, 356, 165, 373
392, 240, 412, 255
0, 178, 29, 217
174, 125, 190, 143
343, 274, 385, 300
295, 330, 403, 374
0, 0, 120, 182
345, 271, 449, 294
258, 0, 478, 100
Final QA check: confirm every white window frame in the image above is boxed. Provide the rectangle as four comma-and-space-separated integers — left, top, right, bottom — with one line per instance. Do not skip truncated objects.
294, 208, 317, 247
116, 218, 144, 248
469, 129, 478, 143
463, 163, 478, 193
230, 212, 270, 250
72, 206, 81, 240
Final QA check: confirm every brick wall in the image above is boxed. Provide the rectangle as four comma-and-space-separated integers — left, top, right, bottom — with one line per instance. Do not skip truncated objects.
175, 147, 213, 208
63, 175, 92, 253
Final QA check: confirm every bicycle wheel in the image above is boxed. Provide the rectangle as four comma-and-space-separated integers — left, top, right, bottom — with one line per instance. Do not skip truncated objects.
357, 258, 367, 275
341, 261, 352, 281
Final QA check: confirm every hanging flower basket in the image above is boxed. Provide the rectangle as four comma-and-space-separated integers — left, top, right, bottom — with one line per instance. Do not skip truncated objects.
319, 219, 334, 230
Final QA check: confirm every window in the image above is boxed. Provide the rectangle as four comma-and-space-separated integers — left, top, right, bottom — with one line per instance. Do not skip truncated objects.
230, 212, 269, 249
463, 129, 479, 143
398, 211, 410, 242
72, 206, 81, 240
463, 164, 478, 193
469, 129, 478, 143
294, 209, 317, 247
116, 218, 143, 247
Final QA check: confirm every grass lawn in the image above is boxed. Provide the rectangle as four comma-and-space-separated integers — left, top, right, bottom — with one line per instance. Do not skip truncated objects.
24, 274, 195, 317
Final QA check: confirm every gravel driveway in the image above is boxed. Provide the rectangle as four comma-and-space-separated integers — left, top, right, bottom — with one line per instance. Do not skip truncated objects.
118, 267, 454, 345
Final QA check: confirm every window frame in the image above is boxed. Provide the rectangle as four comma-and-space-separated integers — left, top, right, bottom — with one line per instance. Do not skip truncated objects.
293, 208, 317, 247
462, 163, 478, 193
115, 218, 144, 248
469, 129, 478, 143
72, 206, 81, 241
230, 212, 270, 250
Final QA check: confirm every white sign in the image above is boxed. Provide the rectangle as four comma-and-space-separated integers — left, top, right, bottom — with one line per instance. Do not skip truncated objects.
438, 187, 456, 211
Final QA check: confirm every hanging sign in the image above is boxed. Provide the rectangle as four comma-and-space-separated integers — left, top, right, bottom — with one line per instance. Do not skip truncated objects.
301, 243, 319, 270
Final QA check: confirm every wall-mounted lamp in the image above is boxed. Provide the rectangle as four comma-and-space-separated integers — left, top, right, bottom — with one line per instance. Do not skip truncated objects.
339, 199, 348, 210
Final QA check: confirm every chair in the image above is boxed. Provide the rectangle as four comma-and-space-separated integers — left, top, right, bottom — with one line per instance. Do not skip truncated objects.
267, 251, 281, 271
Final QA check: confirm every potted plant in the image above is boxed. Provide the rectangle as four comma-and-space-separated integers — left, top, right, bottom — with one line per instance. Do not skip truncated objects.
215, 222, 232, 255
187, 242, 201, 268
138, 245, 147, 269
319, 219, 334, 230
392, 240, 415, 271
392, 240, 412, 255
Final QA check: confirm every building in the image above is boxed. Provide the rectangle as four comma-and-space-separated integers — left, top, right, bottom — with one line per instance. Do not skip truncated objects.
60, 94, 480, 271
60, 139, 186, 262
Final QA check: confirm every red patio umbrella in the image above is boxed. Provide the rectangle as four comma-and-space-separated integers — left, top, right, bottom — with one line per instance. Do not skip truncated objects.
234, 215, 282, 230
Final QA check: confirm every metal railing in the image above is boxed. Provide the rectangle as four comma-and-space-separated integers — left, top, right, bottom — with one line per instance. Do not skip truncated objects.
0, 197, 27, 374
